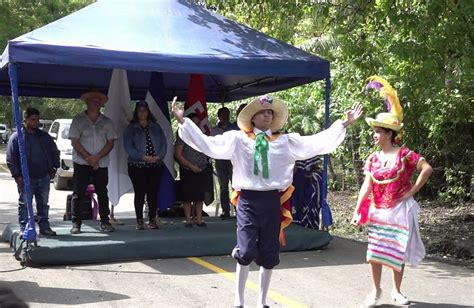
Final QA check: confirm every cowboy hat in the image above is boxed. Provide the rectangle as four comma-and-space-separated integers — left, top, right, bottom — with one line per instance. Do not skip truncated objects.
237, 95, 288, 132
80, 90, 108, 104
365, 112, 403, 131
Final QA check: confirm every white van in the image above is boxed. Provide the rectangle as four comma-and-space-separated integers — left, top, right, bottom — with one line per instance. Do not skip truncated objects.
49, 119, 73, 190
0, 124, 12, 143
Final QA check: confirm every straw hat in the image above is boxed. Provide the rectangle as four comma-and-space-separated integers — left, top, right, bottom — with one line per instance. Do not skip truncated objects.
80, 90, 108, 104
365, 76, 403, 132
237, 95, 288, 132
365, 113, 403, 132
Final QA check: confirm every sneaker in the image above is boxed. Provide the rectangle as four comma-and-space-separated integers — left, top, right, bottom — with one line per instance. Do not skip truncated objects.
40, 227, 57, 236
70, 223, 81, 234
364, 289, 382, 307
391, 290, 410, 305
220, 213, 230, 220
148, 219, 159, 230
100, 222, 115, 232
136, 220, 145, 230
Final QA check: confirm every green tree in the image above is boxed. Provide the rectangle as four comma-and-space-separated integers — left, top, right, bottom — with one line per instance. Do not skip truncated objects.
0, 0, 94, 126
204, 0, 473, 202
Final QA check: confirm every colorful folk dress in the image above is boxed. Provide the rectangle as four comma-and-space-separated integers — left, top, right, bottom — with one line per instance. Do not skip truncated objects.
363, 147, 426, 271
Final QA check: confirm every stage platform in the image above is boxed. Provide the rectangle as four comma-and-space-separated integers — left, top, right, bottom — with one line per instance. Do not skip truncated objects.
2, 217, 332, 267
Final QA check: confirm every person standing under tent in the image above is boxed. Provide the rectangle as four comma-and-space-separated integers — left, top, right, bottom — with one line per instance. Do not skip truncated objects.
123, 100, 167, 230
69, 90, 117, 234
351, 76, 433, 307
211, 106, 239, 219
173, 94, 362, 308
6, 107, 60, 237
175, 113, 211, 228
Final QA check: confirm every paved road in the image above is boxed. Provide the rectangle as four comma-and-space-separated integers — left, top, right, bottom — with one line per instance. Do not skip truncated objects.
0, 145, 473, 307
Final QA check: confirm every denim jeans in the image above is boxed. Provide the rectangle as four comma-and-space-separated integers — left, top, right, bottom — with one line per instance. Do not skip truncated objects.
18, 175, 51, 231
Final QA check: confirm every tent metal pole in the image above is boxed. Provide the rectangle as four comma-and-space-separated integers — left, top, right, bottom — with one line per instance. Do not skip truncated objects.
8, 63, 37, 242
321, 77, 331, 228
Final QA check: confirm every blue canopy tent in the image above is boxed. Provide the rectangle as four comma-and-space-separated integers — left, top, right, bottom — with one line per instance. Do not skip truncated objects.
0, 0, 332, 246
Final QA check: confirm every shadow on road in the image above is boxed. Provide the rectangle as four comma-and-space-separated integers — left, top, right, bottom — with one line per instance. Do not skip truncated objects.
379, 303, 473, 308
0, 280, 129, 305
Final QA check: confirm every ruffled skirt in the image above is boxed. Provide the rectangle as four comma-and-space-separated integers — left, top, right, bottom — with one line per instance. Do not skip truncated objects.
366, 197, 425, 271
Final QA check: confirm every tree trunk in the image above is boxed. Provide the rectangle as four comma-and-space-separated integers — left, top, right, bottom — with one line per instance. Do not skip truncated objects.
327, 155, 338, 189
350, 131, 362, 188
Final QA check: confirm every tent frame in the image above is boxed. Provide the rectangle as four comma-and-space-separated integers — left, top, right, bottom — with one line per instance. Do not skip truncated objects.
6, 63, 333, 247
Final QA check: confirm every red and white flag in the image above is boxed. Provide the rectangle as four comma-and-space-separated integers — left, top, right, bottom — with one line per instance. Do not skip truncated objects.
184, 74, 211, 135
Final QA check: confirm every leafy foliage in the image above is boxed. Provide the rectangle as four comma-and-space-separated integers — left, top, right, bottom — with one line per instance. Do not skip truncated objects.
0, 0, 471, 203
204, 0, 473, 202
0, 0, 94, 126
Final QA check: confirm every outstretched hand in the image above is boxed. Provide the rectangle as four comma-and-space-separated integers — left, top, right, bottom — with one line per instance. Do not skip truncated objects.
171, 96, 184, 124
343, 102, 364, 127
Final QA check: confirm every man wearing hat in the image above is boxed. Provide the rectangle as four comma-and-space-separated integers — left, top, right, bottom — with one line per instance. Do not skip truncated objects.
173, 95, 362, 307
68, 90, 117, 234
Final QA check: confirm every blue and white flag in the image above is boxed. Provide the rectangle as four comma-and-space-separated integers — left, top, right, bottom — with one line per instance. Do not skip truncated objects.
145, 72, 176, 212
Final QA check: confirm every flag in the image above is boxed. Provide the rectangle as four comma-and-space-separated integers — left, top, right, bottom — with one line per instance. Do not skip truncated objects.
184, 74, 211, 135
105, 69, 133, 206
145, 72, 176, 212
184, 74, 214, 205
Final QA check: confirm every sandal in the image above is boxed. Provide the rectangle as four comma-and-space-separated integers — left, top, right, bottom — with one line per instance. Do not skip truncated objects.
196, 221, 207, 227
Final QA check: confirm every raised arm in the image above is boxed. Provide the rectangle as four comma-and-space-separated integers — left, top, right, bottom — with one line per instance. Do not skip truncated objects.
288, 103, 363, 160
172, 97, 238, 160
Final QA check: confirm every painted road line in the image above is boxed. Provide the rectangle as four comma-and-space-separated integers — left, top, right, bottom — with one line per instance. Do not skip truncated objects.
188, 257, 308, 308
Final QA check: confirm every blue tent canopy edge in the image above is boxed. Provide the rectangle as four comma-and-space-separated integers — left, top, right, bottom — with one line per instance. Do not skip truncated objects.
0, 0, 330, 102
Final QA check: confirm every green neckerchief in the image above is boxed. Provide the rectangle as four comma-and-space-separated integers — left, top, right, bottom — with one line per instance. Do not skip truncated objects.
254, 132, 269, 178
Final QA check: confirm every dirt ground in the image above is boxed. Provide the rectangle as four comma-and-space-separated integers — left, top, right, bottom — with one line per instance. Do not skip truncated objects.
327, 191, 474, 269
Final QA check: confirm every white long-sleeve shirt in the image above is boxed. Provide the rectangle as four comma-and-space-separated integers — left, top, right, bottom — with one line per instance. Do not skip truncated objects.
178, 118, 346, 191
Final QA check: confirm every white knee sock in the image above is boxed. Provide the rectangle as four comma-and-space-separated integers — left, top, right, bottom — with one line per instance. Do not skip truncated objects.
234, 263, 249, 306
257, 266, 272, 307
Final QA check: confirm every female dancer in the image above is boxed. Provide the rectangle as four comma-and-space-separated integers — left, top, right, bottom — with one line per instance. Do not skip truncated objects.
352, 76, 433, 307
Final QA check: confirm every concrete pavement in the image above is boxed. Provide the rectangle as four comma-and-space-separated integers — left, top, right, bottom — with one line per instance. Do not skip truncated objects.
0, 156, 472, 307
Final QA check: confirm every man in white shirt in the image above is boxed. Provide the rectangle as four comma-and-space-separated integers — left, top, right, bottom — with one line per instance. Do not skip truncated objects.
173, 95, 362, 308
69, 90, 117, 234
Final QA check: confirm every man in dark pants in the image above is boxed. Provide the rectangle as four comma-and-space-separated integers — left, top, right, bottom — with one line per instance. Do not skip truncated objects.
211, 107, 238, 219
6, 107, 60, 236
69, 90, 117, 234
174, 95, 362, 307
